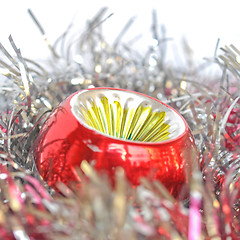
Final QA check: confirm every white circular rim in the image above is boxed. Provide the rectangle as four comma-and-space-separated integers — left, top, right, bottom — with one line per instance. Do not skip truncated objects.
70, 88, 186, 143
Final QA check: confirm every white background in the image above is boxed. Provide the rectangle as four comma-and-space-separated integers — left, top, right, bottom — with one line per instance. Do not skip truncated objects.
0, 0, 240, 63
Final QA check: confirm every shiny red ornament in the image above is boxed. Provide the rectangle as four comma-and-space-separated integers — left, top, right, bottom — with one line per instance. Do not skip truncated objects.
33, 88, 198, 197
224, 107, 240, 151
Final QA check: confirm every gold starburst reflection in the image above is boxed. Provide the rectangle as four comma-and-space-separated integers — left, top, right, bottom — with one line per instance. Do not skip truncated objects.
77, 96, 170, 142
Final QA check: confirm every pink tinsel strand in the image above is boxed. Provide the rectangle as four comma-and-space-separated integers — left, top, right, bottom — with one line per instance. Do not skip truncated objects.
188, 191, 202, 240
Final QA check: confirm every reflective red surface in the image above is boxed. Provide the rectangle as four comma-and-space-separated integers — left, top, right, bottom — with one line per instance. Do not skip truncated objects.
224, 107, 240, 151
33, 88, 198, 197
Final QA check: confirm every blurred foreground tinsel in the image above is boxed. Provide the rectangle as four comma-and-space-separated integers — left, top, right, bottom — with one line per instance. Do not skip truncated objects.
0, 8, 240, 239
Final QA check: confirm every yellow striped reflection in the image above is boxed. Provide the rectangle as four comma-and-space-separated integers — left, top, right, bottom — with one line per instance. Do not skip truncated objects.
80, 96, 170, 142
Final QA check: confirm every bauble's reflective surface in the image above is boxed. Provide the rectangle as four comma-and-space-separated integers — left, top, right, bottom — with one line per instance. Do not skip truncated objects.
33, 88, 198, 197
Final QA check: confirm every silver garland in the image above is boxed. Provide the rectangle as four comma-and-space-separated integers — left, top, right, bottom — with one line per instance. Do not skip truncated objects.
0, 7, 239, 239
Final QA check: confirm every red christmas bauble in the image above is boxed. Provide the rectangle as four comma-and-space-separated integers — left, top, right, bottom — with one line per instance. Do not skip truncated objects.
33, 88, 198, 197
224, 107, 240, 151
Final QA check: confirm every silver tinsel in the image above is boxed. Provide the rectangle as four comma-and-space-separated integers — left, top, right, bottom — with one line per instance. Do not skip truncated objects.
0, 7, 239, 239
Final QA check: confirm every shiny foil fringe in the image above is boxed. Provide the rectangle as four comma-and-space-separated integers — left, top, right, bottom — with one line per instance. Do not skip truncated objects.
0, 7, 239, 239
